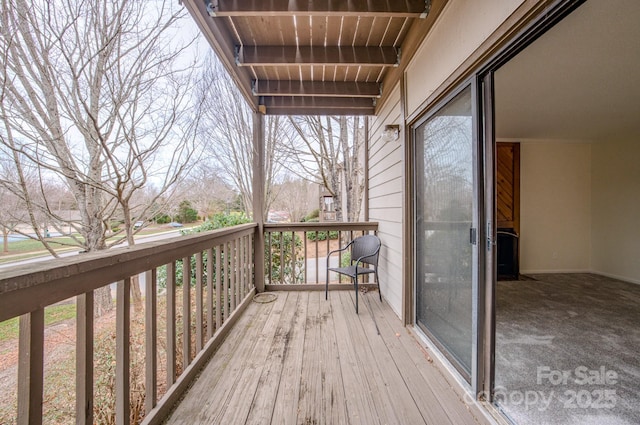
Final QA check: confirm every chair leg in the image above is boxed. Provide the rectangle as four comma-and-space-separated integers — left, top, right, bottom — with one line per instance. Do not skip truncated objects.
354, 275, 358, 314
375, 270, 381, 301
325, 269, 329, 300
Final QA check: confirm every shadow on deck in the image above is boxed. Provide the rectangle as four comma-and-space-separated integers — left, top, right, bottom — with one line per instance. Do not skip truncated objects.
165, 290, 488, 425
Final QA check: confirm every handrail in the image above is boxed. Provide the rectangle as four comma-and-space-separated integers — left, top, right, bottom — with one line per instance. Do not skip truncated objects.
0, 223, 257, 322
0, 223, 257, 425
263, 222, 378, 286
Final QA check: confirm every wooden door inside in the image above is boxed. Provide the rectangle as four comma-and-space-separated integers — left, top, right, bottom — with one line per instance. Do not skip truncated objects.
496, 142, 520, 280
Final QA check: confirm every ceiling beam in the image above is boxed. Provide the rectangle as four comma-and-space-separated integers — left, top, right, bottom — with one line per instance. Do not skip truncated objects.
261, 96, 375, 115
238, 46, 400, 67
206, 0, 430, 18
253, 80, 381, 98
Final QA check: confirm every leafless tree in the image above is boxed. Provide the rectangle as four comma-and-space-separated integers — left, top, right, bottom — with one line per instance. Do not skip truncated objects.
181, 162, 238, 219
286, 116, 365, 222
0, 0, 205, 312
199, 54, 290, 218
271, 177, 317, 222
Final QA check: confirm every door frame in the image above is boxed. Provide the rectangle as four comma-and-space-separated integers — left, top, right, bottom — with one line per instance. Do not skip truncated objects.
406, 0, 588, 404
411, 79, 483, 390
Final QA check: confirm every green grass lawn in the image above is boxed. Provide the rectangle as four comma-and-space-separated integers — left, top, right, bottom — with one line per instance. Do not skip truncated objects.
0, 303, 77, 344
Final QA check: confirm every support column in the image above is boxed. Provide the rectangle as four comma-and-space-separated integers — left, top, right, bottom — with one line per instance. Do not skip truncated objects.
252, 111, 265, 292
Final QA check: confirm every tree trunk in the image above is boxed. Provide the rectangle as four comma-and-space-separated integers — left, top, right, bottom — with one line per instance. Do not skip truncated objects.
2, 227, 8, 253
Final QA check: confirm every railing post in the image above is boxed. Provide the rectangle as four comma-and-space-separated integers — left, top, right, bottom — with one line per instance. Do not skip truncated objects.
76, 292, 94, 425
145, 269, 157, 413
116, 279, 131, 425
17, 309, 44, 425
253, 111, 265, 292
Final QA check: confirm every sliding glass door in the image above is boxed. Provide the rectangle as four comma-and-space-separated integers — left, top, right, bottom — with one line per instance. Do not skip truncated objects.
414, 85, 479, 380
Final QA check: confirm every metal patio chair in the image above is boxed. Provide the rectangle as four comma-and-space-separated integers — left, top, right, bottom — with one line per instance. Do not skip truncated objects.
325, 234, 381, 313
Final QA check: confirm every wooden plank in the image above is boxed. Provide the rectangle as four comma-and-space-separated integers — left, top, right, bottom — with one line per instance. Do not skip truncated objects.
326, 292, 378, 425
240, 46, 399, 66
116, 278, 131, 425
215, 247, 222, 329
182, 257, 192, 367
76, 291, 94, 425
166, 262, 176, 386
143, 289, 258, 425
336, 291, 399, 424
242, 292, 306, 424
262, 95, 375, 115
145, 269, 158, 413
17, 309, 44, 425
195, 253, 204, 352
366, 293, 455, 424
0, 223, 257, 323
208, 0, 428, 17
370, 295, 481, 425
168, 293, 289, 424
269, 292, 308, 425
317, 290, 349, 424
254, 80, 380, 97
206, 248, 214, 340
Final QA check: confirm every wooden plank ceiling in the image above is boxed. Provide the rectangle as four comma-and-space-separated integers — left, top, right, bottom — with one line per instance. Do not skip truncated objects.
183, 0, 444, 115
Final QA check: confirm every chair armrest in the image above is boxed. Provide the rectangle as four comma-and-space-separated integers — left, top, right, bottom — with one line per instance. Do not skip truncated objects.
326, 240, 354, 260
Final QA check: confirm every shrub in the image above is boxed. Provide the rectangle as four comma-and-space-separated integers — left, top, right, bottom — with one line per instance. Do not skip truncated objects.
306, 230, 339, 241
266, 232, 304, 284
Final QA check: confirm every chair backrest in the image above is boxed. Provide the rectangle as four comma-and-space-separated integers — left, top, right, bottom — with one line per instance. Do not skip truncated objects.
351, 234, 381, 266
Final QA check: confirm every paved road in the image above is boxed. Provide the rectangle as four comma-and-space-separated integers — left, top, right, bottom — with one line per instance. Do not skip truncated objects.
0, 229, 183, 270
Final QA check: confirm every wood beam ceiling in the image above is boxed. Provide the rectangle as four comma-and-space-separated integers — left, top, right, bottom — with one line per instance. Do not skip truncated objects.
253, 80, 381, 98
206, 0, 431, 17
237, 46, 400, 67
261, 97, 375, 116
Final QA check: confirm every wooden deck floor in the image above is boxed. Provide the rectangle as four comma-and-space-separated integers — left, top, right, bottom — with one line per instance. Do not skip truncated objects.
165, 290, 488, 425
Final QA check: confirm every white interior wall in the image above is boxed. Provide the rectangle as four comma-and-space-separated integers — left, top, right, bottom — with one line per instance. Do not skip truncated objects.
591, 139, 640, 283
518, 141, 592, 273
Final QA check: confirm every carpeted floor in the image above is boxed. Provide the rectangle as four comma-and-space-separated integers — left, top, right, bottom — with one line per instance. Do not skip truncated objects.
495, 273, 640, 425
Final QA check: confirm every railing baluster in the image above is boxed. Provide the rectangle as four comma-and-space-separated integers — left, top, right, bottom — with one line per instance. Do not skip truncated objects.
303, 231, 308, 283
116, 278, 131, 425
223, 243, 229, 322
216, 245, 222, 327
145, 269, 157, 413
250, 233, 255, 290
206, 248, 214, 340
231, 238, 237, 310
182, 256, 191, 367
17, 308, 44, 425
267, 231, 272, 284
315, 231, 319, 284
166, 261, 176, 386
280, 232, 284, 284
291, 231, 296, 284
196, 252, 204, 352
76, 291, 94, 425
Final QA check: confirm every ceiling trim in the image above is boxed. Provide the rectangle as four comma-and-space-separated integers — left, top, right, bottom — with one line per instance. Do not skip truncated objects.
253, 80, 381, 98
237, 46, 400, 67
205, 0, 431, 17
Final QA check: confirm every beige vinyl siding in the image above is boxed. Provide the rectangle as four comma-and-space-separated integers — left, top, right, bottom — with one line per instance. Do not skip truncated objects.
368, 85, 404, 318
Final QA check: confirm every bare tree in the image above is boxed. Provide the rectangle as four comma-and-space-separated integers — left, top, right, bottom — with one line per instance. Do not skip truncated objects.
271, 177, 317, 222
199, 54, 289, 218
286, 116, 365, 222
181, 162, 238, 219
0, 0, 204, 312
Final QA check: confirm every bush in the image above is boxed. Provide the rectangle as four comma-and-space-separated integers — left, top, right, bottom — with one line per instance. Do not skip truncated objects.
302, 209, 320, 222
306, 230, 339, 241
158, 213, 252, 288
266, 232, 304, 284
155, 214, 171, 224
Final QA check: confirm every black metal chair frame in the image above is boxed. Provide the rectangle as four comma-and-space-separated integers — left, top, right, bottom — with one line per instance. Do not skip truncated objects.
325, 234, 381, 313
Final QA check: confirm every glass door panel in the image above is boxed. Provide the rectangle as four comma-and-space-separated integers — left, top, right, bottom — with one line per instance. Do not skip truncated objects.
415, 86, 475, 378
